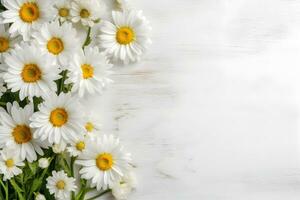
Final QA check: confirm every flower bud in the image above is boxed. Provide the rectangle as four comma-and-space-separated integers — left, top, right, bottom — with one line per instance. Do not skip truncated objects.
38, 158, 49, 169
35, 193, 46, 200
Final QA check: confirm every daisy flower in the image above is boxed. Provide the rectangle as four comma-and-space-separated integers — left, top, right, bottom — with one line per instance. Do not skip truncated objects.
53, 0, 72, 23
83, 113, 102, 136
76, 134, 132, 190
0, 102, 46, 162
67, 46, 113, 97
46, 170, 76, 200
99, 10, 152, 64
0, 148, 25, 180
70, 0, 105, 27
30, 92, 85, 145
32, 20, 80, 66
0, 24, 20, 63
2, 43, 60, 100
1, 0, 54, 41
67, 135, 89, 157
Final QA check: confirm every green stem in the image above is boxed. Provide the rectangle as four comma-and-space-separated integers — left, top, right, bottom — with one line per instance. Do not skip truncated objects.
82, 27, 91, 48
86, 189, 111, 200
71, 157, 76, 200
58, 70, 67, 94
0, 102, 6, 106
0, 180, 8, 200
10, 179, 25, 200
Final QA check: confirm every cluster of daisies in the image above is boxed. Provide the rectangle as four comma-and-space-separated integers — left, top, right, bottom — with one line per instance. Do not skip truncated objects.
0, 0, 150, 199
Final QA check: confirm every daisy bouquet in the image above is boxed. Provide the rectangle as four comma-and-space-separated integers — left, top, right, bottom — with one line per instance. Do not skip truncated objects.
0, 0, 151, 199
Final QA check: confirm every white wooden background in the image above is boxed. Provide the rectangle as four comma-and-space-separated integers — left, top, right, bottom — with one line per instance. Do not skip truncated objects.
87, 0, 300, 199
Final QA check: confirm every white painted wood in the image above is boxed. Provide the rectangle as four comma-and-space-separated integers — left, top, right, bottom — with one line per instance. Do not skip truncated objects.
87, 0, 300, 199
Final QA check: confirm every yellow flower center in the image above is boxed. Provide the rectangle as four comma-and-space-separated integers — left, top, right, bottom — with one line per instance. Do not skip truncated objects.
19, 3, 40, 23
76, 141, 85, 151
81, 64, 94, 79
47, 37, 64, 55
21, 64, 42, 83
12, 125, 32, 144
56, 180, 65, 190
80, 9, 90, 18
59, 8, 69, 17
116, 27, 135, 45
5, 159, 14, 168
85, 122, 94, 132
0, 37, 9, 53
50, 108, 68, 127
96, 153, 114, 171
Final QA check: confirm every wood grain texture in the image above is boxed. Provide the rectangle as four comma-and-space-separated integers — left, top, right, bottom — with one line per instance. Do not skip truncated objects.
87, 0, 300, 199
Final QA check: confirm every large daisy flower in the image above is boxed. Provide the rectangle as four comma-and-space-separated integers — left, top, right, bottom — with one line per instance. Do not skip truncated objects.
53, 0, 72, 23
30, 92, 85, 145
0, 102, 47, 162
46, 170, 76, 200
76, 134, 131, 190
2, 43, 60, 100
0, 24, 20, 63
70, 0, 105, 27
0, 148, 25, 180
67, 46, 113, 97
99, 10, 152, 64
1, 0, 54, 41
32, 21, 80, 66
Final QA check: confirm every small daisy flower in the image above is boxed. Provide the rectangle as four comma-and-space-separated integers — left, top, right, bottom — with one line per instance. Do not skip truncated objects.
76, 134, 131, 190
1, 0, 54, 40
30, 92, 85, 145
0, 148, 25, 180
99, 10, 152, 64
46, 170, 77, 200
54, 0, 72, 23
67, 135, 89, 157
32, 21, 80, 66
0, 102, 47, 162
2, 43, 61, 100
83, 113, 102, 136
0, 24, 20, 63
70, 0, 105, 27
68, 46, 113, 97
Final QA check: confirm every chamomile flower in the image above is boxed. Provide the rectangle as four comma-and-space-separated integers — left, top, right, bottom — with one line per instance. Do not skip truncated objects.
83, 113, 102, 136
46, 170, 77, 200
0, 102, 47, 162
99, 10, 152, 64
32, 21, 80, 66
0, 148, 25, 180
70, 0, 105, 27
2, 43, 60, 100
30, 92, 85, 145
54, 0, 72, 23
67, 135, 89, 157
0, 24, 20, 63
1, 0, 54, 40
76, 134, 131, 190
67, 46, 113, 97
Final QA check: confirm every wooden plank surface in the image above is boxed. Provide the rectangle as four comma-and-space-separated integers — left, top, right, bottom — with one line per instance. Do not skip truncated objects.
88, 0, 300, 199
